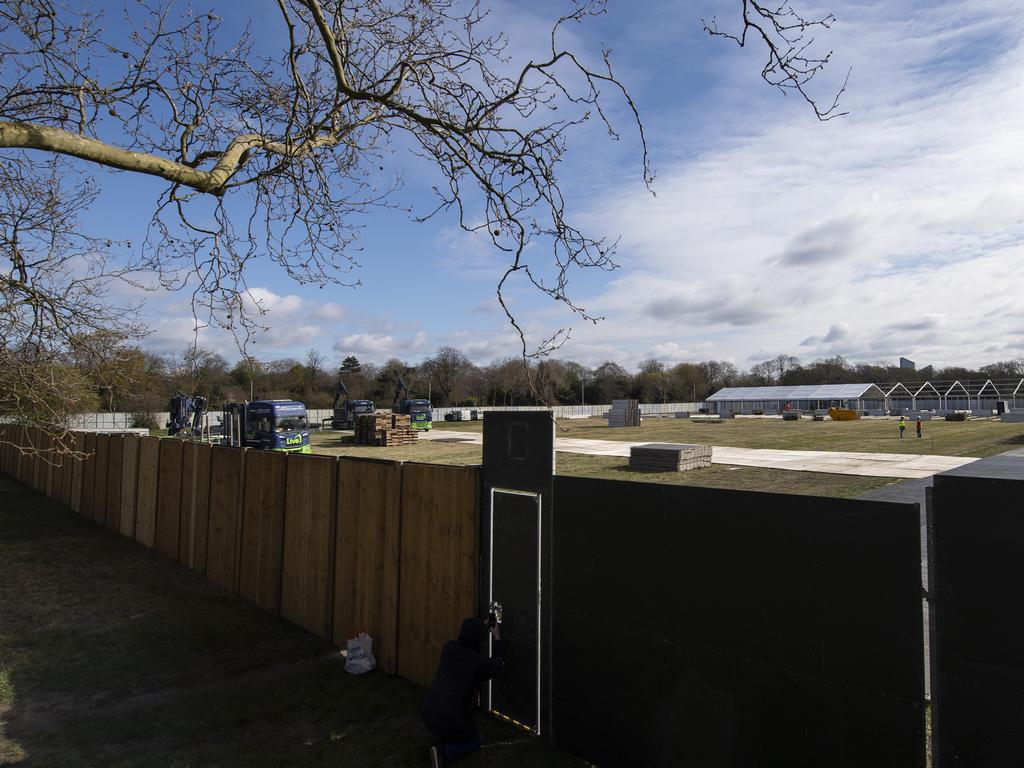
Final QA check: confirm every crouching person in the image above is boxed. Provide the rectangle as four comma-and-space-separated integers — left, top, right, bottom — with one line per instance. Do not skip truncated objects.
422, 617, 505, 766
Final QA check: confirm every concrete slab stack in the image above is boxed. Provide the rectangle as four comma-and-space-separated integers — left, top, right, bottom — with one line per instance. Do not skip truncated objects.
689, 414, 722, 424
607, 399, 641, 428
629, 443, 712, 472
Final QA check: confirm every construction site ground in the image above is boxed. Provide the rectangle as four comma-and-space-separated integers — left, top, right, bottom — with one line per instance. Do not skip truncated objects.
308, 416, 1024, 498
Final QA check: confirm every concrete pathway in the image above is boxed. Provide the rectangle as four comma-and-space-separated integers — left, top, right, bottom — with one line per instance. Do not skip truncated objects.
421, 429, 979, 479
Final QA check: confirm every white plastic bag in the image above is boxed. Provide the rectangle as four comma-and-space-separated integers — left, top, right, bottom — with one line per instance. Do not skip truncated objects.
344, 631, 376, 674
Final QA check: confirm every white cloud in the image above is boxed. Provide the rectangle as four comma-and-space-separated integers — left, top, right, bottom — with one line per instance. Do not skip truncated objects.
334, 333, 395, 354
332, 330, 428, 359
312, 302, 346, 321
242, 287, 305, 317
561, 0, 1024, 370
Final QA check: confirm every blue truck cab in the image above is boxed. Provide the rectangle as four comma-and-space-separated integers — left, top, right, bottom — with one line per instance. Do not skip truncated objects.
398, 398, 433, 430
223, 400, 311, 453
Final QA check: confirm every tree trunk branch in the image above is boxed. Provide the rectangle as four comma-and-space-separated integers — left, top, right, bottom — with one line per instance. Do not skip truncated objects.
0, 121, 339, 195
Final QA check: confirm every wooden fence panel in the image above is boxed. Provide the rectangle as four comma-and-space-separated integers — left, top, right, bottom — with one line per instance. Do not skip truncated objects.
120, 435, 139, 537
70, 432, 85, 513
25, 429, 36, 488
6, 427, 15, 477
397, 463, 481, 686
80, 433, 97, 519
92, 434, 110, 523
239, 450, 288, 614
5, 428, 15, 478
57, 436, 71, 507
104, 436, 123, 532
4, 428, 12, 477
180, 441, 213, 573
206, 446, 246, 593
155, 439, 185, 560
50, 435, 63, 501
24, 428, 35, 488
21, 428, 35, 488
31, 430, 45, 492
6, 428, 15, 478
12, 428, 25, 484
13, 428, 24, 485
21, 428, 35, 487
134, 437, 160, 548
333, 459, 402, 674
43, 434, 55, 499
281, 454, 337, 638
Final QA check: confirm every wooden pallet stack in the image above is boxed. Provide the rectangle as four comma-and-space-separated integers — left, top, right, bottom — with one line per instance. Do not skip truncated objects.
354, 412, 419, 446
607, 399, 641, 428
629, 443, 712, 472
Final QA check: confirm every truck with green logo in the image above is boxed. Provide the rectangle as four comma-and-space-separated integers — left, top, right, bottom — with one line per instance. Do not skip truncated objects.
222, 400, 311, 453
394, 376, 432, 431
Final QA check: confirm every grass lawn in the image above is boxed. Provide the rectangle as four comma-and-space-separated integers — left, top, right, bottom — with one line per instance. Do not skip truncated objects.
0, 476, 584, 768
427, 415, 1024, 458
554, 453, 894, 498
310, 432, 484, 466
307, 432, 895, 498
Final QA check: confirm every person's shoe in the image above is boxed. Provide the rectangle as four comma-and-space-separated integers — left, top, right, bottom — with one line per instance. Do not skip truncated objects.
429, 745, 444, 768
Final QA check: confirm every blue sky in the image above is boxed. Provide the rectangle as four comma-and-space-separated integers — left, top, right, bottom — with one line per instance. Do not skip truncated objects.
82, 0, 1024, 371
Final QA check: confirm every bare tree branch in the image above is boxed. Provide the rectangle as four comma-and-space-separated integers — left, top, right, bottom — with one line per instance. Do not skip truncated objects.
704, 0, 849, 120
0, 0, 845, 433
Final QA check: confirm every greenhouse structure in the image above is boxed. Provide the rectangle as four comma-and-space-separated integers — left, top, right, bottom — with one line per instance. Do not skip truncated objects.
706, 379, 1024, 416
706, 384, 886, 415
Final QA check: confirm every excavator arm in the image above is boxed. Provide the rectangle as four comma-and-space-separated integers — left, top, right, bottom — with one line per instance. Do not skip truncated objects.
332, 380, 349, 410
394, 376, 409, 408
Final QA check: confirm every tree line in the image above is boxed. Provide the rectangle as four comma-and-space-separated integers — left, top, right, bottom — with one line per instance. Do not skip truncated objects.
62, 342, 1024, 424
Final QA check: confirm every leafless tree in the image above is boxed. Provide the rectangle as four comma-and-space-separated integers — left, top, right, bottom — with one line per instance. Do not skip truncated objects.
0, 156, 143, 457
421, 346, 470, 405
1, 1, 845, 445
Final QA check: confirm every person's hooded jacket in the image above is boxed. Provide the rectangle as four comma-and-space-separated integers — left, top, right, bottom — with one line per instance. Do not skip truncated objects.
421, 618, 506, 742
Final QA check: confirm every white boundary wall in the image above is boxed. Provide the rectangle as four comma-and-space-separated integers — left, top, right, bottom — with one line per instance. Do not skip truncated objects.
70, 402, 705, 430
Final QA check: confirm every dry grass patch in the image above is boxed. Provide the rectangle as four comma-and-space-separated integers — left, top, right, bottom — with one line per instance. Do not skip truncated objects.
0, 476, 583, 768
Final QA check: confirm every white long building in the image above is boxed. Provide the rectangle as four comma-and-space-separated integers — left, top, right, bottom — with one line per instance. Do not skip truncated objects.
707, 379, 1024, 415
706, 383, 888, 415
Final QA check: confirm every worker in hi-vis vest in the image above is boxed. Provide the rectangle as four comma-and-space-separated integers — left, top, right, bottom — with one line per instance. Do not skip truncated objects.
898, 416, 906, 439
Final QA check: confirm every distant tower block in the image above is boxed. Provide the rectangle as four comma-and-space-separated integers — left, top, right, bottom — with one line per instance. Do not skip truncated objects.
899, 357, 916, 371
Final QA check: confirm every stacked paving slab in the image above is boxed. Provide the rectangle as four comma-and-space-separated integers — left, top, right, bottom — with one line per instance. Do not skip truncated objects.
607, 399, 641, 428
629, 442, 712, 472
355, 412, 419, 446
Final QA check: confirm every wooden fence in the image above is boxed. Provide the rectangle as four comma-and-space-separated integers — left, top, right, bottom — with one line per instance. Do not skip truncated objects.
0, 426, 479, 686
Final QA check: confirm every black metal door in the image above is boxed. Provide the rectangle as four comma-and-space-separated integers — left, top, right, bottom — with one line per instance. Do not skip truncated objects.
487, 488, 542, 734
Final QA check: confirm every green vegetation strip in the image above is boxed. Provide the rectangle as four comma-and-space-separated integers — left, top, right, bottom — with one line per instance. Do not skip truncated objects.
308, 432, 896, 498
0, 476, 583, 768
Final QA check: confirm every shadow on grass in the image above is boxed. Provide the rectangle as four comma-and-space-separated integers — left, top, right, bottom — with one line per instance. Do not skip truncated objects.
0, 476, 581, 768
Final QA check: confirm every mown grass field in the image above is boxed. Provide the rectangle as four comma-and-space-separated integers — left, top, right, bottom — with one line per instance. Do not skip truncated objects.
307, 432, 892, 498
0, 476, 583, 768
421, 415, 1024, 457
308, 415, 1024, 499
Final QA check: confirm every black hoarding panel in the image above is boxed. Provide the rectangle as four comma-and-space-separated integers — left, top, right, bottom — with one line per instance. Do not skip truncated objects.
482, 411, 555, 496
932, 474, 1024, 767
482, 411, 554, 734
488, 490, 541, 729
552, 476, 925, 768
